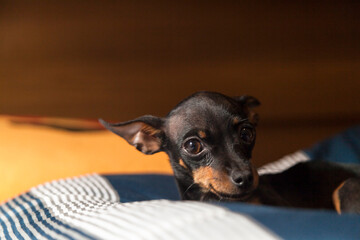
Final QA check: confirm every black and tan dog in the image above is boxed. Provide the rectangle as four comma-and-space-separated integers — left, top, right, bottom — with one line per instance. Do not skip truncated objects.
100, 91, 360, 214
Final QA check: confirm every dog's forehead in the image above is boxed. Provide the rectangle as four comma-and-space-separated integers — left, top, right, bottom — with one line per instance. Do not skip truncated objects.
166, 93, 242, 139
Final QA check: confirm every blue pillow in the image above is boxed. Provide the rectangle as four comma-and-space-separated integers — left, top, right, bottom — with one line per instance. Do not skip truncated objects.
304, 126, 360, 163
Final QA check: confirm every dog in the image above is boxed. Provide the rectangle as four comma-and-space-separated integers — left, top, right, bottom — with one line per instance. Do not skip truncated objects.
99, 91, 360, 214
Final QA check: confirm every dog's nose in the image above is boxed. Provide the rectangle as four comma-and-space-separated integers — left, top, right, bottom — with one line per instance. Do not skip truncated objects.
230, 170, 253, 188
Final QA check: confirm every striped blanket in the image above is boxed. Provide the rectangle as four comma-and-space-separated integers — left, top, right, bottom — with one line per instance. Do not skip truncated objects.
2, 173, 277, 240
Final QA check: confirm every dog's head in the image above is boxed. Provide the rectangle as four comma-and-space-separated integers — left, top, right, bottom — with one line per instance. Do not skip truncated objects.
100, 91, 260, 201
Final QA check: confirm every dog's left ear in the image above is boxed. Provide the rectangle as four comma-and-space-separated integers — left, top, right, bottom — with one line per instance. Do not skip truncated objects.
233, 95, 261, 125
99, 116, 165, 155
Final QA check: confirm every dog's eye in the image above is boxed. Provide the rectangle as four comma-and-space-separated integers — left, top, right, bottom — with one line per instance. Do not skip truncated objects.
183, 139, 203, 155
239, 127, 254, 143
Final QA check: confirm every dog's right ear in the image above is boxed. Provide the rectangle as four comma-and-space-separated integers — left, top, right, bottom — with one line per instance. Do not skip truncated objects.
99, 116, 165, 155
234, 95, 261, 109
233, 95, 261, 126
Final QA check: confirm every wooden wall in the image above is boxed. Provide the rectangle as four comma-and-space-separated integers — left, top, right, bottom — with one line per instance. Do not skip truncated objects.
1, 1, 360, 165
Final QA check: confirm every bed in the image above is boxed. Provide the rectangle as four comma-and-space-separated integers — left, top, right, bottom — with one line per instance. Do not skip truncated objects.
1, 116, 360, 239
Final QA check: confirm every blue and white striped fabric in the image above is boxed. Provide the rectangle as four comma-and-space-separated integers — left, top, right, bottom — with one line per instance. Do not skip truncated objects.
0, 174, 278, 240
257, 151, 310, 175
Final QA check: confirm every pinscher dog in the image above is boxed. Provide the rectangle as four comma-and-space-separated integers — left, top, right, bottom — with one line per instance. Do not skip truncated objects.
99, 91, 360, 214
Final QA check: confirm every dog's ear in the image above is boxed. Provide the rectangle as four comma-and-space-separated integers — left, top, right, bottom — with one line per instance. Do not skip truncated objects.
234, 95, 260, 108
99, 116, 165, 155
233, 95, 260, 125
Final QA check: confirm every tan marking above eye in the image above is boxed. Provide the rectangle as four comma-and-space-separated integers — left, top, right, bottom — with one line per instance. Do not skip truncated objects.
198, 130, 206, 139
233, 117, 241, 125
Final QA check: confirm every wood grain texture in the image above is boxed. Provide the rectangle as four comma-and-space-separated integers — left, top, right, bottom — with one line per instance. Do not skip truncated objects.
0, 1, 359, 164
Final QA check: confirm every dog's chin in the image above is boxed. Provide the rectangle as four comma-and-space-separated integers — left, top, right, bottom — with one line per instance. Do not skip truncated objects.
207, 184, 254, 201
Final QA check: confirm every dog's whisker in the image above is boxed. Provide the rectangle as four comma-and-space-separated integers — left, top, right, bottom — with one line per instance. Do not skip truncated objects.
183, 182, 196, 196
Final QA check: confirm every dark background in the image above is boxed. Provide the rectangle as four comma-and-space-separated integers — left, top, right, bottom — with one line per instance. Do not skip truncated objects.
1, 1, 359, 166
